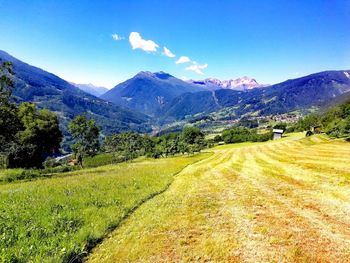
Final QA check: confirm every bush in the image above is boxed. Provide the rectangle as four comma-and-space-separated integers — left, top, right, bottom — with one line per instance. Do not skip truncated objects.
1, 169, 40, 182
273, 123, 287, 130
43, 157, 60, 168
213, 135, 222, 142
84, 153, 120, 168
222, 127, 272, 144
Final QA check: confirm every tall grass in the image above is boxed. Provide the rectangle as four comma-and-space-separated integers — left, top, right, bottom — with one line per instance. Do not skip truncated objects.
0, 153, 210, 262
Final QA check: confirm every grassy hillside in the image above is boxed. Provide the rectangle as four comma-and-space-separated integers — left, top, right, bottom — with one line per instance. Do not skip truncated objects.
88, 134, 350, 262
0, 153, 210, 262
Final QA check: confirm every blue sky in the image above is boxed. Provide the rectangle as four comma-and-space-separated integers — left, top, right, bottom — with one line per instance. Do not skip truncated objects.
0, 0, 349, 88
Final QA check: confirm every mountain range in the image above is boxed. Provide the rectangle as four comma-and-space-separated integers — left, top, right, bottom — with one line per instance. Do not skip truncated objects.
158, 70, 350, 122
0, 50, 151, 136
188, 76, 267, 91
1, 49, 350, 135
101, 68, 350, 123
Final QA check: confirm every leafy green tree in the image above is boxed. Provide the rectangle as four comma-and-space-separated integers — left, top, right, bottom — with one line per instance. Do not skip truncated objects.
213, 135, 222, 143
142, 134, 156, 157
68, 115, 100, 167
240, 117, 258, 128
273, 123, 287, 130
181, 126, 205, 153
182, 126, 203, 144
0, 62, 22, 152
0, 62, 63, 168
8, 103, 62, 168
0, 62, 14, 103
104, 132, 146, 161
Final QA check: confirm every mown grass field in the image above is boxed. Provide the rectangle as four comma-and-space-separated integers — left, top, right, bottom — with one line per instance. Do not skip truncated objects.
0, 153, 210, 262
88, 134, 350, 262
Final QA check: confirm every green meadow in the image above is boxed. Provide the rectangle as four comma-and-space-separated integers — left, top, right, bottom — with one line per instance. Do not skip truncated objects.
1, 134, 350, 262
88, 134, 350, 262
0, 153, 210, 262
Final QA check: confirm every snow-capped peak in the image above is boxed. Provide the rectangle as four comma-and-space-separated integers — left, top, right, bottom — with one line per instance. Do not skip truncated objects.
188, 76, 266, 91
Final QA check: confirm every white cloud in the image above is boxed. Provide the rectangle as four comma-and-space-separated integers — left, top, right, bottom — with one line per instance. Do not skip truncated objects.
162, 46, 176, 58
129, 32, 159, 52
175, 56, 191, 64
185, 63, 208, 75
111, 33, 124, 41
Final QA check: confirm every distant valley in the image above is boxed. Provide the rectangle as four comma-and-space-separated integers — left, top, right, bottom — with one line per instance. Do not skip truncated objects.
1, 49, 350, 135
70, 82, 108, 97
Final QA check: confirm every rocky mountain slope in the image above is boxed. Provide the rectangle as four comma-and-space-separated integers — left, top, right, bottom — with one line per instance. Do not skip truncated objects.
101, 71, 206, 116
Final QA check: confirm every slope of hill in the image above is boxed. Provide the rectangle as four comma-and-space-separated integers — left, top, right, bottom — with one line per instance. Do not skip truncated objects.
70, 82, 108, 97
88, 134, 350, 262
0, 50, 151, 134
0, 152, 209, 262
160, 70, 350, 122
101, 71, 206, 116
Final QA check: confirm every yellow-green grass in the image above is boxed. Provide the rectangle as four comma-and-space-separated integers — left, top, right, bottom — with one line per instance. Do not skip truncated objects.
0, 153, 210, 262
89, 134, 350, 262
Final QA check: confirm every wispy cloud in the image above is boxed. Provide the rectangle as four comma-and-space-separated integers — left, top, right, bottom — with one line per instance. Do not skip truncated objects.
129, 32, 159, 52
111, 33, 124, 41
185, 62, 208, 75
162, 46, 176, 58
176, 56, 191, 64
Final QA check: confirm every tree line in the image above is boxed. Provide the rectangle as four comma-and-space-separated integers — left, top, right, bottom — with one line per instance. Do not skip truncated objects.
214, 127, 272, 144
104, 126, 206, 161
286, 100, 350, 139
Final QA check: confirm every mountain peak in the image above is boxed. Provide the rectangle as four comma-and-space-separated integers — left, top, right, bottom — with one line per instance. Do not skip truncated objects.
134, 71, 174, 80
189, 76, 264, 91
135, 71, 154, 78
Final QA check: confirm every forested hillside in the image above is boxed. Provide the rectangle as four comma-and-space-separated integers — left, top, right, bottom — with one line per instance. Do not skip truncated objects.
0, 50, 151, 135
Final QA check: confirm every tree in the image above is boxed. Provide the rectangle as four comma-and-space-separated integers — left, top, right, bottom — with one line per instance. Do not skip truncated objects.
104, 132, 146, 161
0, 62, 22, 152
68, 115, 100, 167
181, 126, 205, 153
273, 123, 287, 130
213, 135, 222, 143
0, 62, 63, 168
8, 103, 62, 168
182, 126, 203, 144
0, 62, 14, 103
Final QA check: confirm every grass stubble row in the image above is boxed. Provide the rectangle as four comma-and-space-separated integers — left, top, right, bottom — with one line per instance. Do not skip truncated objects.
88, 134, 350, 262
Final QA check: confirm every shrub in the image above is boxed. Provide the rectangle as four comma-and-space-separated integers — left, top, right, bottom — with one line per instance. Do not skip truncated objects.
213, 135, 222, 142
43, 157, 60, 168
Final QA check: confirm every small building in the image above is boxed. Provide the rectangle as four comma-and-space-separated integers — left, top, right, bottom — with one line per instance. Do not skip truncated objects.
68, 159, 78, 166
273, 129, 284, 140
